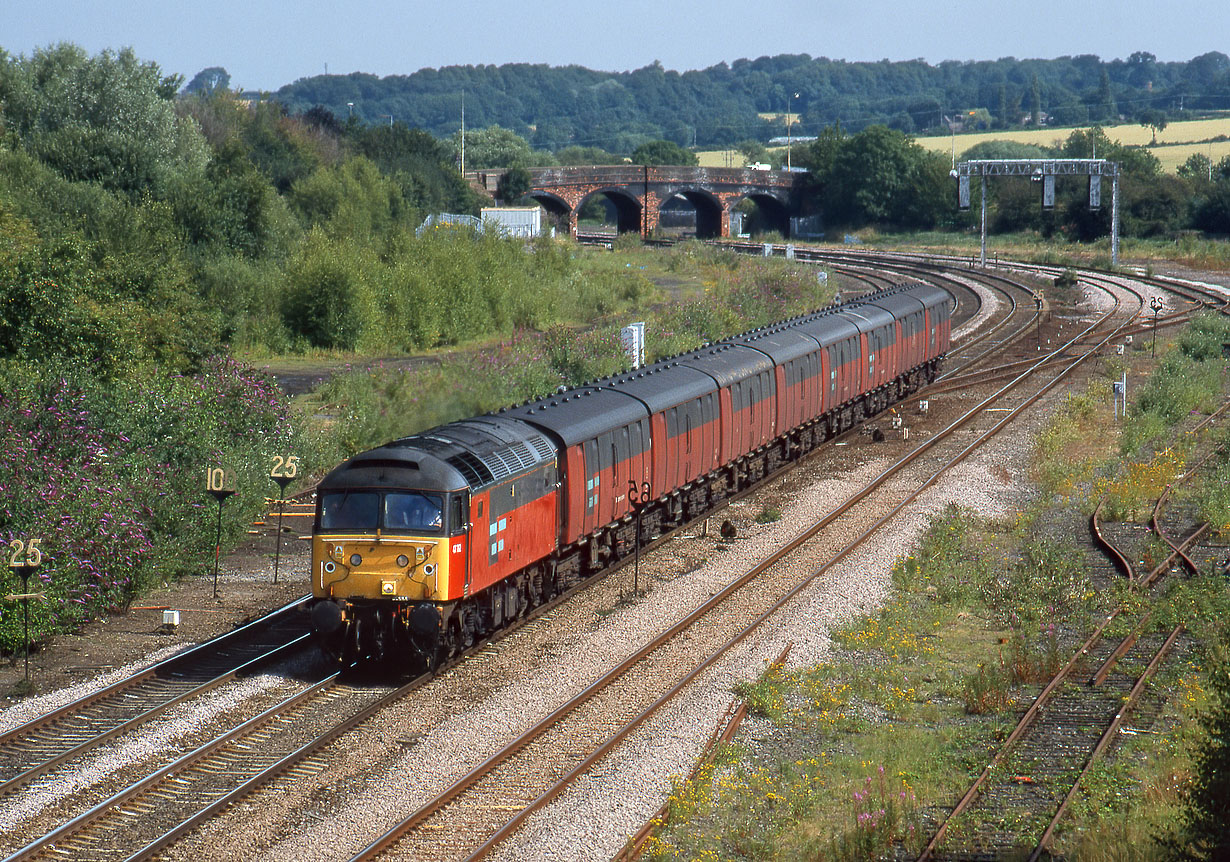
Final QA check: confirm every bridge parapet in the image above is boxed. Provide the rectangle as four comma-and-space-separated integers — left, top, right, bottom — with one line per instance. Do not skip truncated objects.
528, 165, 799, 189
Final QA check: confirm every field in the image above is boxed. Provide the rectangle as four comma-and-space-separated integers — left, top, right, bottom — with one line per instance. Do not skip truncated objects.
698, 117, 1230, 173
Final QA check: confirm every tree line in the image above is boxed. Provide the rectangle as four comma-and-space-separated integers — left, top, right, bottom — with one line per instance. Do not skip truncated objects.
274, 52, 1230, 152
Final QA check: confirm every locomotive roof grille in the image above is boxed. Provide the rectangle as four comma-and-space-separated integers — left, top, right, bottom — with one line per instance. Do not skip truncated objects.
529, 435, 554, 460
448, 451, 495, 487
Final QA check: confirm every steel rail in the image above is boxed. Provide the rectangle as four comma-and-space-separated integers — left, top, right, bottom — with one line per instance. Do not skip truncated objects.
461, 283, 1142, 862
0, 634, 311, 799
0, 595, 308, 749
5, 673, 341, 862
612, 643, 793, 862
1090, 494, 1137, 583
1140, 524, 1211, 589
125, 672, 434, 862
1089, 613, 1151, 687
0, 597, 312, 799
1029, 624, 1185, 861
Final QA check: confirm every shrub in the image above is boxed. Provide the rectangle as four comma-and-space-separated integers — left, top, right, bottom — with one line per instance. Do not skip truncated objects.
0, 358, 299, 653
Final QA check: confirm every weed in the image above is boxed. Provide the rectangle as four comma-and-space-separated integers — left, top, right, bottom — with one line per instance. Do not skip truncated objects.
754, 506, 782, 524
963, 660, 1013, 714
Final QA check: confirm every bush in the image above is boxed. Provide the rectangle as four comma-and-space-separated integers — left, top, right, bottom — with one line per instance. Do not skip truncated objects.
0, 358, 299, 653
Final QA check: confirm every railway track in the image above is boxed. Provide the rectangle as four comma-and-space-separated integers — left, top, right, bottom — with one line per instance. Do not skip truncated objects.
915, 617, 1187, 861
916, 398, 1226, 860
341, 270, 1142, 860
5, 672, 433, 861
0, 252, 1039, 858
0, 598, 312, 802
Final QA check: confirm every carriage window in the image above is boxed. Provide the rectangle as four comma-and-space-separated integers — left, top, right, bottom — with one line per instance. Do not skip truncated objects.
384, 492, 443, 532
320, 491, 380, 530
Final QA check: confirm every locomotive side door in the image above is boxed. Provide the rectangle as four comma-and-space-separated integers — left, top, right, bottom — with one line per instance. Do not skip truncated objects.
450, 492, 470, 598
467, 492, 488, 598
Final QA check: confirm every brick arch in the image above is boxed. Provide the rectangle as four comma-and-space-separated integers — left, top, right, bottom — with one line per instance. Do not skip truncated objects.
527, 191, 573, 235
728, 191, 792, 237
574, 188, 643, 236
655, 187, 724, 238
524, 165, 805, 239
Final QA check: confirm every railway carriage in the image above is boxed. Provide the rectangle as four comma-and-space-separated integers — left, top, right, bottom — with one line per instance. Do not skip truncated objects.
308, 282, 952, 669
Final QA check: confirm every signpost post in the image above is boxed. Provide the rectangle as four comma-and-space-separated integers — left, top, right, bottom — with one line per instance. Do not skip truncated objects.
268, 455, 300, 586
1150, 296, 1164, 357
206, 467, 236, 598
6, 537, 45, 686
627, 480, 652, 599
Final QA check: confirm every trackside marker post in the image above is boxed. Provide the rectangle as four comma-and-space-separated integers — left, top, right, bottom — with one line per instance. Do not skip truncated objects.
206, 467, 236, 598
268, 455, 300, 586
6, 537, 45, 685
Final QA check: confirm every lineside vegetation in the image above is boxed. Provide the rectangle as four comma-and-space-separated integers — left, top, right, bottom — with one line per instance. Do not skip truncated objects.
642, 314, 1230, 860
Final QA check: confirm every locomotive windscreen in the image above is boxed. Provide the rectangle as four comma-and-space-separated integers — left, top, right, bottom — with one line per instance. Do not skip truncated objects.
320, 491, 380, 530
319, 490, 444, 532
384, 492, 443, 531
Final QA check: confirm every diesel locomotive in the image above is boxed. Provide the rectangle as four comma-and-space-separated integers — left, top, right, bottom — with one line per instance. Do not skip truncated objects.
309, 283, 951, 668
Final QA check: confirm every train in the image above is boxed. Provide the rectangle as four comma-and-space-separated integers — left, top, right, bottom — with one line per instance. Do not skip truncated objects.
308, 282, 952, 668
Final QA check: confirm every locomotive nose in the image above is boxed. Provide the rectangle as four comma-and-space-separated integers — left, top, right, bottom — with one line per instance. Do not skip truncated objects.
312, 598, 345, 634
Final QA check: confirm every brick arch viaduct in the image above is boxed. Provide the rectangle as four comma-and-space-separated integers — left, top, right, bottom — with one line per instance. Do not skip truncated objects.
520, 165, 807, 239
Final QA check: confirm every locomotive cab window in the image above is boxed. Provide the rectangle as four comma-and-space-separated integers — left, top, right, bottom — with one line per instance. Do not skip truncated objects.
450, 494, 467, 534
384, 491, 444, 532
320, 491, 380, 530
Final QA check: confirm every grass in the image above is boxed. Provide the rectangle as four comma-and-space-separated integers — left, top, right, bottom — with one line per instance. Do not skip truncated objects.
294, 241, 838, 463
646, 504, 1090, 861
754, 506, 782, 524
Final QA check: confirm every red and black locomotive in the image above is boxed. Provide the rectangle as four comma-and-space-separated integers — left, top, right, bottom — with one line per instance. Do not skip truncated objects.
309, 283, 951, 668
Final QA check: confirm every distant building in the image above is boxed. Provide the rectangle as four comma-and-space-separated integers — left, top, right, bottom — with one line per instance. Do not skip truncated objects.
481, 206, 544, 238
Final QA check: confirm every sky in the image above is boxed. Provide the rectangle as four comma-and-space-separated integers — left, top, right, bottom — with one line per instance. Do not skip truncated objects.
2, 0, 1226, 92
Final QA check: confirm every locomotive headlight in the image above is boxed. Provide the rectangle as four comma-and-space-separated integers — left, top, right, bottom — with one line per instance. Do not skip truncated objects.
381, 580, 396, 595
349, 553, 363, 567
396, 554, 410, 568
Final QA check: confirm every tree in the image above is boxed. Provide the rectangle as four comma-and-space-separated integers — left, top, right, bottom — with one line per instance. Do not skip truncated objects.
0, 44, 208, 197
1137, 108, 1168, 144
1178, 153, 1214, 183
631, 139, 698, 166
736, 139, 768, 166
456, 125, 534, 169
1030, 75, 1042, 126
1091, 69, 1117, 122
496, 166, 532, 204
183, 66, 230, 96
825, 125, 948, 229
